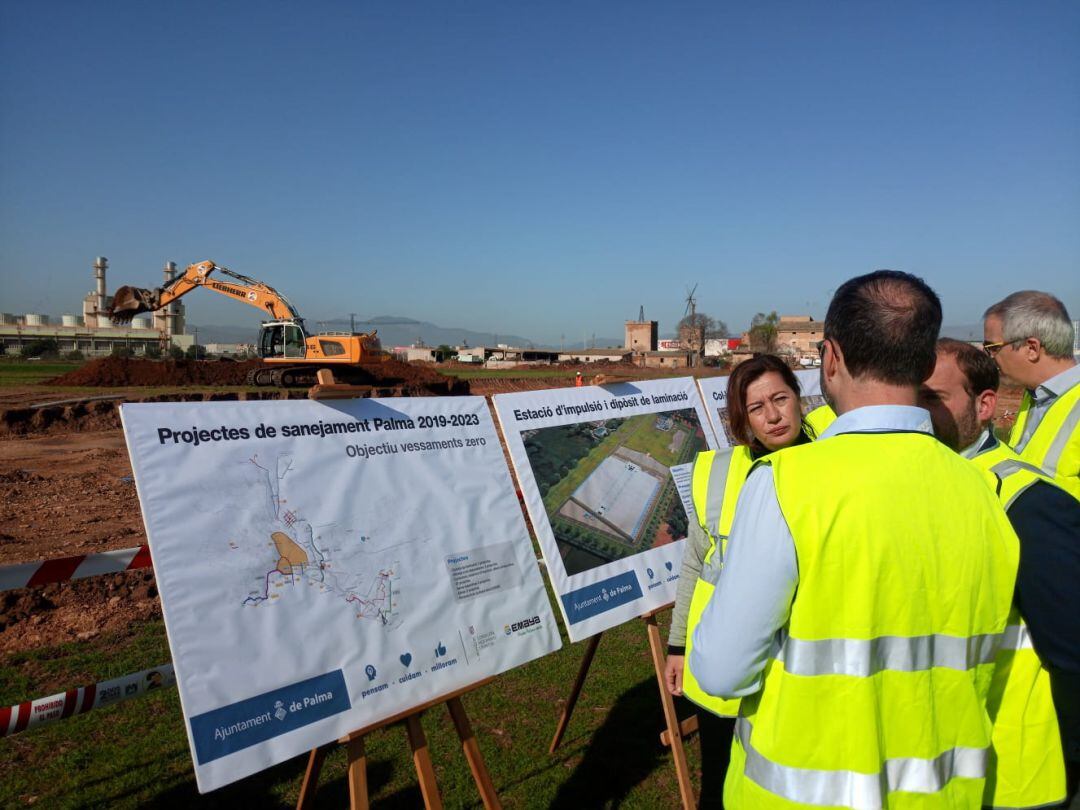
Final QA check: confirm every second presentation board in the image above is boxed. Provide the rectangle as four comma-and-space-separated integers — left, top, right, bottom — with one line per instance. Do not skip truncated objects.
494, 377, 718, 641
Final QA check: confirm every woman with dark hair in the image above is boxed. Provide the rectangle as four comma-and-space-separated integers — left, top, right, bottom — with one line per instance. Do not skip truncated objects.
663, 355, 833, 807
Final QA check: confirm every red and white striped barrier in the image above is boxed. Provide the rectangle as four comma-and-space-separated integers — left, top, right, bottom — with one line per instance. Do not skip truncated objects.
0, 545, 152, 593
0, 663, 175, 737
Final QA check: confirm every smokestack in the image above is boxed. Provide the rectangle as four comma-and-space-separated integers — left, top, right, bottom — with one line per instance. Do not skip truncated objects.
164, 261, 177, 337
94, 257, 108, 314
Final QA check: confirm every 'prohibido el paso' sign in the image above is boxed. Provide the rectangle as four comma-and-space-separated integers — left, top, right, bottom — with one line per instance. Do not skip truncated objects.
494, 377, 718, 642
121, 396, 561, 793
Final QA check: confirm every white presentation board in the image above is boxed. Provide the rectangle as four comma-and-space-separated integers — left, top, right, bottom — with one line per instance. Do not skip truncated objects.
493, 377, 718, 642
121, 396, 561, 792
696, 368, 826, 447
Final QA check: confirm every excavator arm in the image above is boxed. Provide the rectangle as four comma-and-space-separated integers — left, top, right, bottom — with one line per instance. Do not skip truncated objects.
109, 260, 302, 323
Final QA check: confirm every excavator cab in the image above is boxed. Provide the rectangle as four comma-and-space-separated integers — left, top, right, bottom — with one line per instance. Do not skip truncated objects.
259, 321, 308, 360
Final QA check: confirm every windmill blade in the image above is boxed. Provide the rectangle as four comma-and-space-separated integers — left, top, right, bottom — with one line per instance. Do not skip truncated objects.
683, 283, 698, 317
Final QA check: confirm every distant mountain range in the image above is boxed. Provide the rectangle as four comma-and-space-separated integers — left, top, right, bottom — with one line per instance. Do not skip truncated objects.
193, 316, 621, 350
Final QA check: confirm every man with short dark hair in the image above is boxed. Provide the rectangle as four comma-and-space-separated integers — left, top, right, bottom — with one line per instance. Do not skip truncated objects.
921, 338, 1080, 808
984, 291, 1080, 499
690, 271, 1019, 809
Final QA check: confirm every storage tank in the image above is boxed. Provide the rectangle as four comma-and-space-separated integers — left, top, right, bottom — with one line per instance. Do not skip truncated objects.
61, 314, 80, 327
24, 314, 49, 326
0, 313, 15, 325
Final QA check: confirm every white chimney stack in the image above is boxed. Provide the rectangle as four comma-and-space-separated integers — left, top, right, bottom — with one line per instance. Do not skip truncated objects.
94, 256, 108, 314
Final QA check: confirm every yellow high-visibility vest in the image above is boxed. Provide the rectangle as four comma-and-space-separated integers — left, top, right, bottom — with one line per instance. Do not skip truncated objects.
682, 446, 755, 718
724, 431, 1019, 809
803, 404, 836, 439
1009, 382, 1080, 500
683, 410, 835, 718
971, 441, 1066, 809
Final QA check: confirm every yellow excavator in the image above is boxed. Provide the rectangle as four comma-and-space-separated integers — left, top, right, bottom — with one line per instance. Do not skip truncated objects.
108, 260, 390, 386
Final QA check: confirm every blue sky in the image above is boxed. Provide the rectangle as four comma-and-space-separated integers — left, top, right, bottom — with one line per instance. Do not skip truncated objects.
1, 1, 1077, 344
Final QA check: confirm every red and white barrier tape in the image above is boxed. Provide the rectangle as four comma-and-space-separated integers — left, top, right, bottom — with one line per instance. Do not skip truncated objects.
0, 663, 174, 737
0, 545, 152, 593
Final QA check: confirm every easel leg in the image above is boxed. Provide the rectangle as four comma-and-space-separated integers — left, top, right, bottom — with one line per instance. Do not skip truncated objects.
644, 614, 696, 810
405, 713, 444, 810
345, 735, 370, 810
447, 697, 502, 810
549, 631, 603, 753
296, 746, 328, 810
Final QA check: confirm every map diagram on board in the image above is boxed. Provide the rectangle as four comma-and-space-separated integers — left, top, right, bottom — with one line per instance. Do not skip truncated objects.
232, 452, 412, 629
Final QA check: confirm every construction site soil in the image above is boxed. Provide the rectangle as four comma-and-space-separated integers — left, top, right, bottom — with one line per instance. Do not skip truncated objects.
47, 355, 466, 392
0, 364, 1026, 659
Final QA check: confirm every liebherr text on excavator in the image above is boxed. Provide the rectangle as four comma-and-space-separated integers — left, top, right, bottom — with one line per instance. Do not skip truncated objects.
108, 260, 390, 386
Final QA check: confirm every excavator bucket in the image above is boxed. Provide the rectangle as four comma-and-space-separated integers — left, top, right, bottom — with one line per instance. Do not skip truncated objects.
108, 285, 161, 323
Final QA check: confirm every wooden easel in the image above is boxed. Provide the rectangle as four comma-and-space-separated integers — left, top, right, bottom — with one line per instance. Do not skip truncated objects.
296, 679, 500, 810
548, 604, 699, 810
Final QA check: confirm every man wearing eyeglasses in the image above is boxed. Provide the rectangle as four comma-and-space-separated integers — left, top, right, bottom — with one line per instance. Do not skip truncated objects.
983, 291, 1080, 500
920, 339, 1080, 809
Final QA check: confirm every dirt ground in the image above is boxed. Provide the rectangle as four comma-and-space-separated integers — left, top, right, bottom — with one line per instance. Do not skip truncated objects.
0, 364, 1027, 659
0, 364, 567, 657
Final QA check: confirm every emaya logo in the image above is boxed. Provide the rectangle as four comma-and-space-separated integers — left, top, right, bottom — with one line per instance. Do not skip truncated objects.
503, 615, 541, 636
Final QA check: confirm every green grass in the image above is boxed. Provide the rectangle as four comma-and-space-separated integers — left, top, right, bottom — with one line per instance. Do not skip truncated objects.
621, 421, 688, 469
1, 613, 703, 808
0, 361, 81, 387
538, 418, 638, 514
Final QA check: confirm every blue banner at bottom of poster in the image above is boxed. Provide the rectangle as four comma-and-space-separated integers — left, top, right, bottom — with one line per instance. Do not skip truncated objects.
561, 571, 643, 625
190, 669, 350, 764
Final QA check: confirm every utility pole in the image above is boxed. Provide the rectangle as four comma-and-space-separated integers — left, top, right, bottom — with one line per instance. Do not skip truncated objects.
350, 313, 356, 333
192, 326, 199, 360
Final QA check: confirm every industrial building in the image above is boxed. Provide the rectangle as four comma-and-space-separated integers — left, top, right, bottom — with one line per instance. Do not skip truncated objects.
0, 258, 192, 356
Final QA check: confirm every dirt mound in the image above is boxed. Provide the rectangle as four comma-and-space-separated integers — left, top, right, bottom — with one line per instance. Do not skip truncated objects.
48, 357, 263, 387
0, 570, 161, 654
45, 356, 470, 394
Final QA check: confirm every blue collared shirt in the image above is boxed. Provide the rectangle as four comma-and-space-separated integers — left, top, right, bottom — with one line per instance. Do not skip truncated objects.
689, 405, 934, 699
1013, 363, 1080, 452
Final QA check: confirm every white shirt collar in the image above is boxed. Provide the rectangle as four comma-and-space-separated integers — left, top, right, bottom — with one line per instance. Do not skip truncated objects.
819, 404, 935, 440
1033, 362, 1080, 401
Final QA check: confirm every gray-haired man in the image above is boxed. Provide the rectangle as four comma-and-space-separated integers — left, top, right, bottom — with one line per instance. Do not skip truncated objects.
983, 291, 1080, 500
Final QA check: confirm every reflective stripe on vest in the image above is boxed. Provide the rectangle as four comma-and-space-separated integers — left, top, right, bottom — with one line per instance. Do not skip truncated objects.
683, 447, 754, 718
735, 717, 987, 809
726, 433, 1018, 810
690, 446, 755, 585
1009, 384, 1080, 500
972, 441, 1067, 809
1000, 622, 1033, 652
771, 629, 1001, 677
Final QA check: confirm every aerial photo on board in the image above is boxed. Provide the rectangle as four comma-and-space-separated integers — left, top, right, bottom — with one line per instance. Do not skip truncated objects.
522, 408, 708, 577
